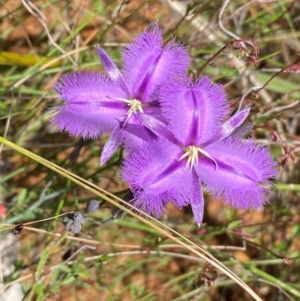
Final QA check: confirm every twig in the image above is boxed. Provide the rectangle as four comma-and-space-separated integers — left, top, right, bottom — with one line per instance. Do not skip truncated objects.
237, 86, 263, 112
262, 101, 300, 116
21, 0, 77, 67
218, 0, 240, 40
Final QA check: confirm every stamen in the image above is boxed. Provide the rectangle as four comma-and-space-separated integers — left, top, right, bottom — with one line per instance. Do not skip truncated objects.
179, 145, 218, 171
109, 96, 144, 126
123, 99, 143, 126
127, 99, 144, 115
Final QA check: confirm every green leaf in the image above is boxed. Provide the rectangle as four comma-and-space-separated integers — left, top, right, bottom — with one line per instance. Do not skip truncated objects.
289, 251, 300, 258
61, 274, 76, 285
36, 283, 44, 295
291, 223, 300, 239
227, 220, 242, 230
0, 51, 61, 67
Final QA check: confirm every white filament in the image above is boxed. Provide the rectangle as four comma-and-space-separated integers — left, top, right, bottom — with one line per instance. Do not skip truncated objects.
114, 97, 144, 126
179, 145, 218, 170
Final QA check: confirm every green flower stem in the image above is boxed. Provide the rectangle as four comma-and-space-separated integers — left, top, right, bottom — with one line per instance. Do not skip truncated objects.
275, 183, 300, 191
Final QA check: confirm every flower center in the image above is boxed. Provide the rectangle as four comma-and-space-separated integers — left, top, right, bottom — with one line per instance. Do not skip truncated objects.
114, 97, 144, 126
125, 99, 144, 118
179, 145, 218, 170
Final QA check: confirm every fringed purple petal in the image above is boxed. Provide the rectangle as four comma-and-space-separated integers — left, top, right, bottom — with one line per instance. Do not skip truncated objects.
122, 140, 194, 218
53, 71, 127, 139
120, 106, 166, 150
97, 47, 131, 96
195, 139, 278, 209
160, 77, 229, 146
100, 126, 123, 165
122, 114, 157, 150
122, 22, 189, 102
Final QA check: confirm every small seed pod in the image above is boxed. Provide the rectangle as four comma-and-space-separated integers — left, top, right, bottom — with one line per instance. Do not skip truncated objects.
73, 211, 87, 224
65, 219, 82, 234
63, 215, 71, 223
86, 199, 99, 213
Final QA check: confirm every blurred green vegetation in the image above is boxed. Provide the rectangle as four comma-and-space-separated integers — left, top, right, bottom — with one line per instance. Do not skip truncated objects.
1, 0, 300, 300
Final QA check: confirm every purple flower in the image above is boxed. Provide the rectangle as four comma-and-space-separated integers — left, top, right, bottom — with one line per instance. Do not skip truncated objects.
122, 77, 278, 226
52, 23, 189, 164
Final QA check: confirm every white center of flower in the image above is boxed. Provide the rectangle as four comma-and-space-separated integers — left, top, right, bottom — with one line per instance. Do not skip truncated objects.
125, 99, 144, 118
114, 97, 144, 125
115, 98, 144, 117
179, 145, 218, 170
